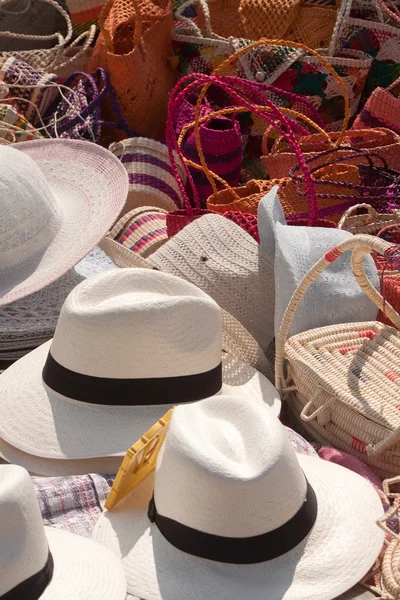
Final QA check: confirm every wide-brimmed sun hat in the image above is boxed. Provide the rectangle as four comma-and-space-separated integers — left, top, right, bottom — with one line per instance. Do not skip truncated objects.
0, 464, 126, 599
101, 213, 275, 352
0, 269, 280, 468
0, 139, 128, 307
93, 395, 384, 600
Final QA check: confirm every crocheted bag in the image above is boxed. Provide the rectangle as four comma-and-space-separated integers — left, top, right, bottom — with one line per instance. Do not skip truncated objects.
275, 233, 400, 480
172, 0, 303, 81
89, 0, 177, 140
329, 0, 400, 101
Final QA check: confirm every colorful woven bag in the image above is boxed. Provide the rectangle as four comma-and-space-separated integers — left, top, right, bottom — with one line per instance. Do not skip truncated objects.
109, 137, 187, 215
353, 73, 400, 134
89, 0, 177, 140
0, 103, 43, 142
66, 0, 106, 36
275, 233, 400, 479
0, 56, 57, 126
172, 0, 303, 81
329, 0, 400, 102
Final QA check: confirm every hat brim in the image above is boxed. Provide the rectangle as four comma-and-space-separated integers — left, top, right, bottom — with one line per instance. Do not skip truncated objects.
42, 528, 126, 600
92, 455, 384, 600
0, 140, 128, 307
0, 341, 281, 460
0, 248, 116, 357
0, 436, 123, 476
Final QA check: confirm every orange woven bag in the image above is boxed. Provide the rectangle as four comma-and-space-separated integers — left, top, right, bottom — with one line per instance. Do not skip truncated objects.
89, 0, 177, 140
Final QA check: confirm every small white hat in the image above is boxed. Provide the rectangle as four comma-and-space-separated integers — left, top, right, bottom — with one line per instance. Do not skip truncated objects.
102, 213, 275, 352
93, 395, 384, 600
0, 269, 280, 468
0, 464, 126, 599
257, 186, 381, 338
0, 139, 128, 306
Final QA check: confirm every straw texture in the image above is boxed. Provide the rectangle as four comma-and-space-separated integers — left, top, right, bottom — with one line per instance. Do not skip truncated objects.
276, 234, 400, 478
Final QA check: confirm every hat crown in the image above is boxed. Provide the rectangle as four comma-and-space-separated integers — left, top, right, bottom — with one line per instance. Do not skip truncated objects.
0, 146, 62, 269
50, 269, 223, 379
0, 465, 49, 595
154, 396, 308, 538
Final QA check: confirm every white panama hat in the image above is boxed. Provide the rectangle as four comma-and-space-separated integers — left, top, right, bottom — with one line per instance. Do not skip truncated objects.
93, 395, 384, 600
0, 464, 126, 599
0, 269, 280, 468
0, 139, 128, 307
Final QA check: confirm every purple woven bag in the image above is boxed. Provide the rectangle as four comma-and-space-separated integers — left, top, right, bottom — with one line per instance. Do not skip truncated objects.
43, 67, 136, 142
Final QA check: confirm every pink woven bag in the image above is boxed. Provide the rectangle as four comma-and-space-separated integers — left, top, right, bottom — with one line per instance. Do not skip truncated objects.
353, 73, 400, 135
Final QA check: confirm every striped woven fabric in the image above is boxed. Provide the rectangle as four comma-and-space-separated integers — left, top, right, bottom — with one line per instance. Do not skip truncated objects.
107, 206, 168, 258
181, 117, 243, 205
0, 104, 43, 143
110, 137, 186, 215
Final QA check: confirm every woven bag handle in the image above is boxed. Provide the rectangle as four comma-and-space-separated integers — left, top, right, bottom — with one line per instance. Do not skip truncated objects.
48, 24, 96, 73
167, 73, 322, 223
275, 234, 400, 390
174, 0, 213, 37
99, 0, 143, 49
0, 0, 72, 46
212, 38, 350, 147
338, 204, 381, 229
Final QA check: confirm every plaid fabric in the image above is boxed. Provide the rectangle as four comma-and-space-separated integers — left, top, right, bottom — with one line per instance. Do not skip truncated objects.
32, 473, 113, 538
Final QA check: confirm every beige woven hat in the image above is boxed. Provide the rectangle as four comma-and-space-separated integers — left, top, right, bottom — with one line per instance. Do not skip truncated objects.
0, 269, 280, 466
0, 464, 127, 599
92, 395, 384, 600
0, 139, 128, 306
101, 213, 275, 352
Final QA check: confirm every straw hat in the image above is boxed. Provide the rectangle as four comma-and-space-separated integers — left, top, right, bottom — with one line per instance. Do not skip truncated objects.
0, 139, 128, 306
0, 269, 280, 466
257, 186, 380, 338
0, 464, 126, 599
101, 213, 275, 352
93, 395, 384, 600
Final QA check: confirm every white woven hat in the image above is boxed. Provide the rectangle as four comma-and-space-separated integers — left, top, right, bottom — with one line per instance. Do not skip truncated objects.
0, 269, 280, 464
0, 464, 126, 599
0, 247, 116, 360
0, 139, 128, 306
93, 395, 384, 600
101, 213, 275, 352
257, 186, 380, 338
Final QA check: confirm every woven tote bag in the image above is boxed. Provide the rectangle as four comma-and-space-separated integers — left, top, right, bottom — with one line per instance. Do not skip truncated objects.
262, 128, 400, 179
353, 73, 400, 134
329, 0, 400, 101
89, 0, 177, 140
172, 0, 303, 81
275, 233, 400, 479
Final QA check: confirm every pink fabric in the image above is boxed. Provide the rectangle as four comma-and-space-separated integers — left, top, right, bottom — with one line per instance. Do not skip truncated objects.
315, 446, 383, 491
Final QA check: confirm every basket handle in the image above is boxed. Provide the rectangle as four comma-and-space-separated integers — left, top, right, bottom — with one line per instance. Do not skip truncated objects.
48, 25, 96, 74
338, 203, 381, 229
174, 0, 213, 37
0, 0, 72, 46
99, 0, 143, 49
213, 38, 351, 146
275, 234, 400, 391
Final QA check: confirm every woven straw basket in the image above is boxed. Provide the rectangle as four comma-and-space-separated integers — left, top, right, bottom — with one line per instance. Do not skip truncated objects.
338, 204, 400, 236
275, 235, 400, 480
